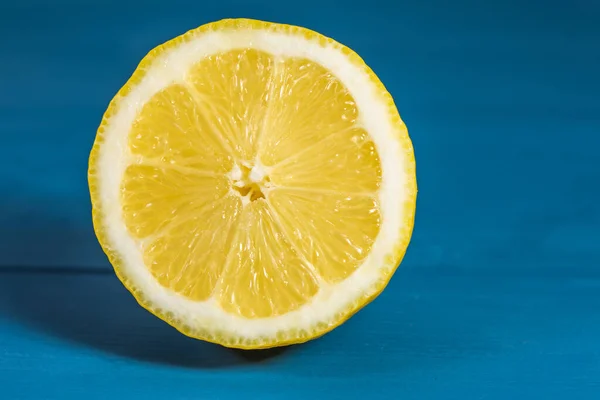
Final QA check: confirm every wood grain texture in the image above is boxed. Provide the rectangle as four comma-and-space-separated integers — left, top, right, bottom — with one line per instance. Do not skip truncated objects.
1, 0, 599, 398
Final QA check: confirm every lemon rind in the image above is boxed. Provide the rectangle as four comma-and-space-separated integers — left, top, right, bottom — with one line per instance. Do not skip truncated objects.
88, 18, 417, 349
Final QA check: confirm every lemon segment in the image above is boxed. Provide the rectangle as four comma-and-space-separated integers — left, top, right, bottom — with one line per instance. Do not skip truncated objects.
217, 200, 320, 318
143, 195, 242, 301
186, 49, 275, 161
121, 165, 230, 238
258, 57, 358, 166
128, 84, 233, 172
268, 189, 380, 283
268, 126, 382, 193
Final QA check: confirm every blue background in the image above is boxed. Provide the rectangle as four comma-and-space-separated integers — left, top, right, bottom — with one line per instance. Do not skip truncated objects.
1, 0, 599, 398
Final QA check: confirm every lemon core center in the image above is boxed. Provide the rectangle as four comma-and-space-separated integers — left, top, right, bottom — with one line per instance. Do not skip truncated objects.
229, 162, 271, 204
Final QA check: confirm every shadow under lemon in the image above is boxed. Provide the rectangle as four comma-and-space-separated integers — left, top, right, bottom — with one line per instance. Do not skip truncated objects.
0, 267, 290, 368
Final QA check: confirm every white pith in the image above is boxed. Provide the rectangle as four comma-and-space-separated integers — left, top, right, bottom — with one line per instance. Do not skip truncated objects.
96, 27, 411, 338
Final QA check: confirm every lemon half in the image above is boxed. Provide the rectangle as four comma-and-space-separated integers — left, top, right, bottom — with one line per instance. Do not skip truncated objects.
89, 18, 416, 349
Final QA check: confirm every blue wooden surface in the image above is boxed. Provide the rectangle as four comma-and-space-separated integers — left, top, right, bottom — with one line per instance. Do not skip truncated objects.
1, 0, 599, 398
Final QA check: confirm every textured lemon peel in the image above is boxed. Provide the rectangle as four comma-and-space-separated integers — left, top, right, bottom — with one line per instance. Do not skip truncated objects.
89, 18, 417, 349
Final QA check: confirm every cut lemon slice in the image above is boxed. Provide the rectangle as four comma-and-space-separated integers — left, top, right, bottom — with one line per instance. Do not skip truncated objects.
89, 18, 417, 349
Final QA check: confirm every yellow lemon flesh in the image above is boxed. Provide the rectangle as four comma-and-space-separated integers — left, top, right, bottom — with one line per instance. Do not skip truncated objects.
89, 19, 416, 349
